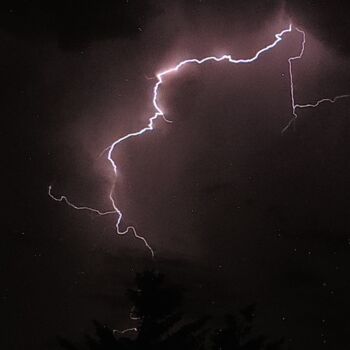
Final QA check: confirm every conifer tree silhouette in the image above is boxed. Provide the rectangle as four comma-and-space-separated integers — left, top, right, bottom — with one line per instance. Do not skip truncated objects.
59, 270, 285, 350
59, 270, 208, 350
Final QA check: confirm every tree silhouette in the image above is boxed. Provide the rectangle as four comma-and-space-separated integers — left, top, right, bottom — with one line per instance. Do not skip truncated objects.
59, 270, 208, 350
211, 305, 285, 350
59, 270, 285, 350
127, 270, 209, 349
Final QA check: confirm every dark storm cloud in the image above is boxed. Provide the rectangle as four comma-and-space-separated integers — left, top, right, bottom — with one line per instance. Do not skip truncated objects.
0, 0, 159, 49
183, 0, 350, 56
0, 0, 349, 55
285, 0, 350, 56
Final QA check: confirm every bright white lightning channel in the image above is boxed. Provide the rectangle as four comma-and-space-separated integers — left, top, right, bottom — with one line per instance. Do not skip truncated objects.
49, 24, 350, 257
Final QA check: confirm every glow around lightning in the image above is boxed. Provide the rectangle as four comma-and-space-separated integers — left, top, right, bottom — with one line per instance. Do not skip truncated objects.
49, 24, 349, 258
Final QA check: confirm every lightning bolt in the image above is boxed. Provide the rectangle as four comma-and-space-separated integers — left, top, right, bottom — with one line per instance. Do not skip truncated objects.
113, 327, 138, 335
49, 24, 349, 258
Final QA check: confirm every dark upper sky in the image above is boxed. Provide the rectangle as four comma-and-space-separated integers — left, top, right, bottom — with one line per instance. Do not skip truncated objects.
3, 1, 350, 349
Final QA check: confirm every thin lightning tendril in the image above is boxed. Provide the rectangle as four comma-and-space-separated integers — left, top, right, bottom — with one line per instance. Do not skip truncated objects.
295, 94, 350, 109
113, 327, 138, 335
49, 24, 350, 258
48, 185, 115, 216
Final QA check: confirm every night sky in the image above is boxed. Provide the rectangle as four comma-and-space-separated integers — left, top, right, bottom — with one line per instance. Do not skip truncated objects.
3, 1, 350, 349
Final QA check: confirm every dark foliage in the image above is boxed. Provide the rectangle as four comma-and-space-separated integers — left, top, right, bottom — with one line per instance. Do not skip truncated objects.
59, 270, 285, 349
